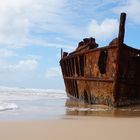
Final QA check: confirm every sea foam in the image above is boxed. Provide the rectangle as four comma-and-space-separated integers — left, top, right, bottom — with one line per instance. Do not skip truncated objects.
0, 86, 66, 112
0, 102, 18, 111
0, 86, 66, 100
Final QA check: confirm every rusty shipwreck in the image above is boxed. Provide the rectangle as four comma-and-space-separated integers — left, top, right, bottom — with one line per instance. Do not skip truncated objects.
60, 13, 140, 107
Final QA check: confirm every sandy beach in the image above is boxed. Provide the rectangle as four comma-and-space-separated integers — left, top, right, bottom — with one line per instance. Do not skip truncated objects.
0, 116, 139, 140
0, 87, 139, 140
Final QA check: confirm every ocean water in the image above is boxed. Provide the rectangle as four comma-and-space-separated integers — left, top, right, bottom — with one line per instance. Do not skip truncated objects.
0, 86, 140, 120
0, 86, 67, 120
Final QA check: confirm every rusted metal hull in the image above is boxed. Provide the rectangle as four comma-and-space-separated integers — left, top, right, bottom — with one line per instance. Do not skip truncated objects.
60, 13, 140, 107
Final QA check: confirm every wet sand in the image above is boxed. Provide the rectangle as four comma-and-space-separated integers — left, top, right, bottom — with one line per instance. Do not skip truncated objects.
0, 116, 140, 140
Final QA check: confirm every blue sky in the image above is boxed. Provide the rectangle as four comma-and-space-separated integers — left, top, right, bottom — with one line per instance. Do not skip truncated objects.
0, 0, 140, 89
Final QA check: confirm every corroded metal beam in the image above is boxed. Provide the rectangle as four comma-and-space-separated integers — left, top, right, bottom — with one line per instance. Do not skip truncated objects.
114, 13, 127, 103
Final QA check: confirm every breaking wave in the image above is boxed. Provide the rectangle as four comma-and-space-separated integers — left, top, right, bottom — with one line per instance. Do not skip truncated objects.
0, 102, 18, 111
0, 86, 66, 111
0, 86, 66, 100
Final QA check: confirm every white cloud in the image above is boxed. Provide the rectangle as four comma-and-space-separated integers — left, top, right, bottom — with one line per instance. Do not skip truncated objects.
0, 0, 122, 49
0, 59, 38, 73
0, 48, 15, 57
45, 67, 61, 78
27, 38, 74, 50
0, 0, 32, 47
87, 18, 119, 40
0, 0, 30, 8
0, 0, 68, 48
113, 0, 140, 24
0, 58, 38, 88
13, 59, 38, 71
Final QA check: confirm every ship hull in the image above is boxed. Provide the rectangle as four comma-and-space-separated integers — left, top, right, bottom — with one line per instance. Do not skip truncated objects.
60, 13, 140, 107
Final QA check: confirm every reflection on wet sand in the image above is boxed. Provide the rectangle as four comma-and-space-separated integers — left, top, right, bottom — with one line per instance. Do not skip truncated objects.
65, 99, 140, 117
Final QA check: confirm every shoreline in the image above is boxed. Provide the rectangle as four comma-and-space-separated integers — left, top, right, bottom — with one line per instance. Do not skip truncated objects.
0, 116, 139, 140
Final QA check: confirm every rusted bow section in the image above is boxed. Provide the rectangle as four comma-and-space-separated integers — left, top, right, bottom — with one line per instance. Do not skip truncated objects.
60, 13, 140, 107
